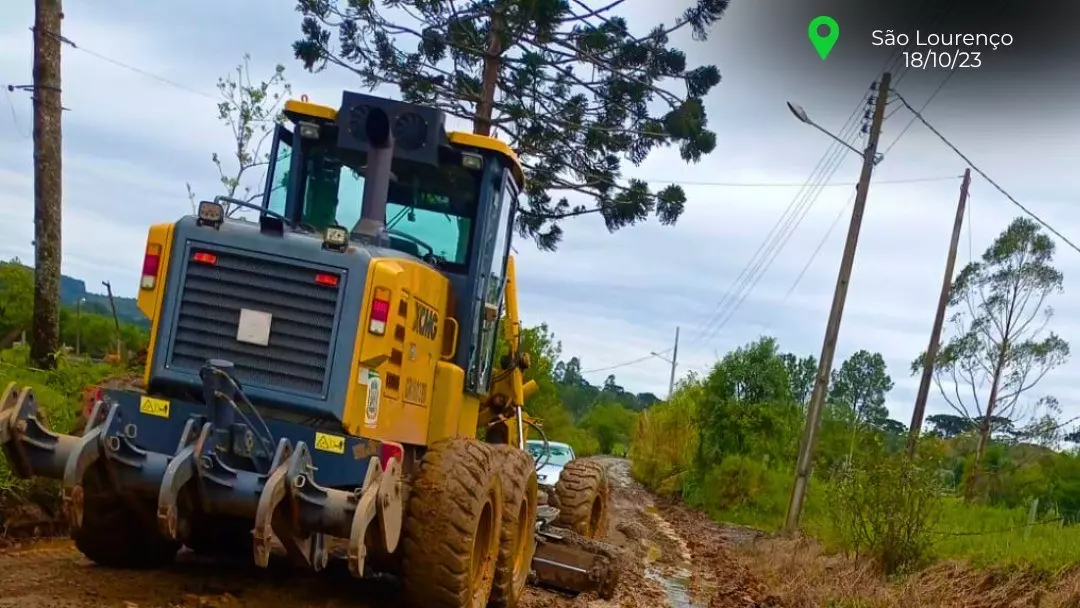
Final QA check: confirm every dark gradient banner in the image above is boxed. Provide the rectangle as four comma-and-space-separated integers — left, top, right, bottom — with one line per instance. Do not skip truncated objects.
754, 0, 1079, 106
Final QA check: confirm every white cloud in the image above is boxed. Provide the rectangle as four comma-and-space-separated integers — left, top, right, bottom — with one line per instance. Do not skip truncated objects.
1, 0, 1079, 433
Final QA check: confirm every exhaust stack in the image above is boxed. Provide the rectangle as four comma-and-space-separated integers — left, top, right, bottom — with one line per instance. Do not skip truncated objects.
354, 107, 393, 243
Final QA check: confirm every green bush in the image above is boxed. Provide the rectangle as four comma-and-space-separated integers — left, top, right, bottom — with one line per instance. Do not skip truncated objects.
827, 452, 944, 574
687, 455, 791, 520
0, 347, 120, 498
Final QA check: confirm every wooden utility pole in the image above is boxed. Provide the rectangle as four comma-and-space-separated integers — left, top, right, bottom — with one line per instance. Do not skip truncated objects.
784, 72, 891, 534
29, 0, 64, 369
907, 168, 971, 457
102, 281, 123, 360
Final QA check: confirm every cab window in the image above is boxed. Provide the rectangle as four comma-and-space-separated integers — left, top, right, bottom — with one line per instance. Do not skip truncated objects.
263, 130, 479, 272
470, 171, 518, 390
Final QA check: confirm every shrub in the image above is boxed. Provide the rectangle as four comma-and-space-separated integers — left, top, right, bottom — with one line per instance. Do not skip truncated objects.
685, 455, 792, 525
827, 452, 943, 574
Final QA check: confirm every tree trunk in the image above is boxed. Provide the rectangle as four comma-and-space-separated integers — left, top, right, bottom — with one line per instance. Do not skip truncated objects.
472, 12, 503, 136
966, 346, 1008, 499
30, 0, 63, 370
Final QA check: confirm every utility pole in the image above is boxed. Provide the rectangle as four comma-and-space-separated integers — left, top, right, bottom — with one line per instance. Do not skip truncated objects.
907, 168, 971, 457
29, 0, 64, 369
75, 297, 83, 355
667, 326, 679, 399
102, 281, 123, 361
784, 72, 891, 535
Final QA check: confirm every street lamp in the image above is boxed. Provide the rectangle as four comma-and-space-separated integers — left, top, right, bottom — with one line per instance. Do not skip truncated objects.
786, 101, 883, 165
649, 351, 673, 365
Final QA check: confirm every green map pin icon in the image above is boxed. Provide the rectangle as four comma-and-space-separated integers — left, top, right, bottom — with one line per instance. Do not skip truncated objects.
808, 16, 839, 60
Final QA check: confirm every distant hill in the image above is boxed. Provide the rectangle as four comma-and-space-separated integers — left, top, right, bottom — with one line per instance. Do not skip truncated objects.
1, 261, 148, 328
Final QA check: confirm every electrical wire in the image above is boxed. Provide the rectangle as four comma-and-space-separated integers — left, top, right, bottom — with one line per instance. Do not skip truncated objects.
691, 92, 869, 348
635, 175, 959, 188
892, 91, 1080, 255
882, 68, 957, 156
58, 35, 216, 100
3, 87, 29, 139
581, 351, 668, 375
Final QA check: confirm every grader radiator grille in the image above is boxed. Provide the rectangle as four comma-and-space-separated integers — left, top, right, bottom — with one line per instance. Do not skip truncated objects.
165, 243, 343, 397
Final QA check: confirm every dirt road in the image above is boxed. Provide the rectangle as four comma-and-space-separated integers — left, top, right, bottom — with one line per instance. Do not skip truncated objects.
0, 459, 777, 608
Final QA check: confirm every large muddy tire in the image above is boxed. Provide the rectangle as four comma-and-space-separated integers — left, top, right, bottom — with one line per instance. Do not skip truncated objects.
553, 459, 609, 540
72, 465, 180, 568
489, 445, 538, 608
401, 438, 503, 608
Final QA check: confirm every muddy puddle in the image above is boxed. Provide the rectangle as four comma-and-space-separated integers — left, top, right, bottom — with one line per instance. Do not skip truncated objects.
642, 505, 706, 608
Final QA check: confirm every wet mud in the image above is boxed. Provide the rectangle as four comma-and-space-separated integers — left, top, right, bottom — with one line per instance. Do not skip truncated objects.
0, 458, 778, 608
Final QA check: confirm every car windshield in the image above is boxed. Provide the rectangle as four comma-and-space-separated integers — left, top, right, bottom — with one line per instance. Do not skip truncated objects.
527, 443, 573, 467
266, 137, 480, 271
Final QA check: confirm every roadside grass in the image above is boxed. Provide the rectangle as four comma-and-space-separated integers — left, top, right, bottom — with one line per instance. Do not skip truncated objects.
932, 498, 1080, 570
707, 487, 1080, 572
0, 346, 120, 499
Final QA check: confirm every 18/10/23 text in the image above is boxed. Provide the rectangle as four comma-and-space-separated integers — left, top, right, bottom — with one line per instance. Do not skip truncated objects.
872, 30, 1011, 70
904, 50, 981, 69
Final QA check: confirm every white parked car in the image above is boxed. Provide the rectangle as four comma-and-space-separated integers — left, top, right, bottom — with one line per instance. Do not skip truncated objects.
526, 440, 576, 487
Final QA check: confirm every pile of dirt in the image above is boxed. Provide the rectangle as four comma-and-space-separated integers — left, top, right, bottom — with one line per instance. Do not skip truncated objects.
0, 482, 67, 548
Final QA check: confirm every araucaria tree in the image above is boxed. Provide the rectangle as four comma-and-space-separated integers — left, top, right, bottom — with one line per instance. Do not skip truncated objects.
913, 217, 1069, 485
293, 0, 727, 249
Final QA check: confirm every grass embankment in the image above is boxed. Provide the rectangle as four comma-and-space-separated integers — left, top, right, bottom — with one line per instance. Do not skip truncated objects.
710, 490, 1080, 572
0, 347, 120, 506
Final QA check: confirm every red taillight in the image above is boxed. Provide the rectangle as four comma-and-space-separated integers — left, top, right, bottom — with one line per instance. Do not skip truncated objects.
315, 273, 339, 287
192, 252, 217, 264
369, 287, 391, 335
379, 441, 404, 470
140, 244, 162, 290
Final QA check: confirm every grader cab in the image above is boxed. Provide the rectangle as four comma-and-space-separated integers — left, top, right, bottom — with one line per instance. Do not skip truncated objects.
0, 92, 617, 607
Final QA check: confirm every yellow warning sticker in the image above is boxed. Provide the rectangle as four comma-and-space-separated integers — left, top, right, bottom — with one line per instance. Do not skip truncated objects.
314, 432, 346, 454
139, 396, 170, 419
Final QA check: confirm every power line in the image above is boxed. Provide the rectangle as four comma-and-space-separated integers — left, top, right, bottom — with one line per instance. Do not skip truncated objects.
635, 175, 959, 188
2, 86, 29, 139
692, 87, 873, 348
580, 350, 669, 375
34, 28, 216, 100
892, 91, 1080, 255
882, 68, 957, 156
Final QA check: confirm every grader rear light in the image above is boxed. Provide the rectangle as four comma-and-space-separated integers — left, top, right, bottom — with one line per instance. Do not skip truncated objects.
315, 273, 339, 287
369, 287, 391, 335
192, 252, 217, 264
140, 244, 162, 290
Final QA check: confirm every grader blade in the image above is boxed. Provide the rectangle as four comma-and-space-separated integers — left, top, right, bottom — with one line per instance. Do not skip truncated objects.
530, 526, 619, 599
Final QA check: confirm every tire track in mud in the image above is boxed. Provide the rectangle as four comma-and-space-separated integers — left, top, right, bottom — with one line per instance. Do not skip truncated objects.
0, 459, 776, 608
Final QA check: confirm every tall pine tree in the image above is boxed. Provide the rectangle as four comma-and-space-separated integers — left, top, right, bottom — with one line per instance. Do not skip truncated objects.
294, 0, 727, 249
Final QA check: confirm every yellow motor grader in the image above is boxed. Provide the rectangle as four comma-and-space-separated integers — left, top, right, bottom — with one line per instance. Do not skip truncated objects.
0, 92, 617, 607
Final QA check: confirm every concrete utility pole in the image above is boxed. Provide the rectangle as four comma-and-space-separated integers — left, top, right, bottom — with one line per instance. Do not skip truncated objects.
29, 0, 64, 369
907, 168, 971, 457
784, 72, 892, 535
651, 327, 680, 400
667, 327, 679, 399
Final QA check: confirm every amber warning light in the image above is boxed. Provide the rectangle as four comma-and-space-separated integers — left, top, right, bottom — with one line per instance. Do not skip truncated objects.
369, 287, 391, 335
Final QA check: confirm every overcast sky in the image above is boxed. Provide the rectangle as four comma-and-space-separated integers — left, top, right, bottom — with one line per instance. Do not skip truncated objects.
2, 1, 1079, 428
